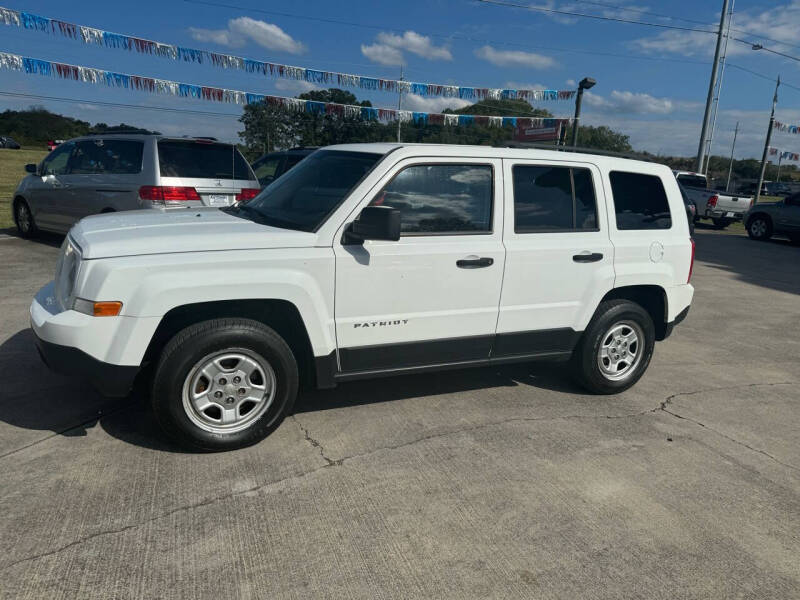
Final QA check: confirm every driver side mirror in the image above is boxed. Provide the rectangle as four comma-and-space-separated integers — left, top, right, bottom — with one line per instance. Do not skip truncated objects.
24, 163, 37, 175
344, 206, 401, 245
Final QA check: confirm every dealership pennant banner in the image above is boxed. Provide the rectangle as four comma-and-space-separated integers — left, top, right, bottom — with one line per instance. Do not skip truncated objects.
0, 6, 576, 103
773, 120, 800, 134
0, 52, 572, 129
768, 147, 800, 161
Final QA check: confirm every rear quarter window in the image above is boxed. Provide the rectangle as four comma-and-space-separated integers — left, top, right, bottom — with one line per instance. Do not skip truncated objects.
158, 140, 252, 179
610, 171, 672, 230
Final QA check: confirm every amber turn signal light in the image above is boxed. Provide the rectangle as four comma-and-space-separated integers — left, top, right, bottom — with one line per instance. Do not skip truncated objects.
92, 301, 123, 317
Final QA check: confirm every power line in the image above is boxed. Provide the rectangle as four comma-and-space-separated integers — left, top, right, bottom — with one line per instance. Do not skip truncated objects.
564, 0, 715, 27
473, 0, 718, 33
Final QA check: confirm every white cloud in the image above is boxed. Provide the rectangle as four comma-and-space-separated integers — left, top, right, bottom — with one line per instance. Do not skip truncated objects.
632, 1, 800, 58
402, 94, 472, 113
361, 30, 452, 66
360, 43, 404, 66
565, 79, 576, 87
505, 81, 548, 91
474, 45, 556, 69
375, 31, 452, 61
189, 17, 305, 54
584, 90, 701, 115
274, 80, 321, 94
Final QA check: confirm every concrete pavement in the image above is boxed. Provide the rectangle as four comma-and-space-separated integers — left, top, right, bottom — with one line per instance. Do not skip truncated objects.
0, 228, 798, 599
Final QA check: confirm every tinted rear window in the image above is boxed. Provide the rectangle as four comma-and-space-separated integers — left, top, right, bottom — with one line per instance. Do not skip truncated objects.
610, 171, 672, 230
676, 174, 707, 189
70, 140, 144, 175
158, 140, 251, 179
513, 165, 598, 232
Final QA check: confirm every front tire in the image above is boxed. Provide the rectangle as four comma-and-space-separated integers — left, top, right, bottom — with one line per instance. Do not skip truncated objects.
571, 300, 655, 394
746, 215, 772, 241
14, 199, 37, 238
152, 318, 298, 451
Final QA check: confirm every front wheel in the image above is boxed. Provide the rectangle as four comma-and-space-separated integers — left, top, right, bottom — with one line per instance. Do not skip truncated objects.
571, 300, 655, 394
14, 200, 37, 238
151, 318, 298, 451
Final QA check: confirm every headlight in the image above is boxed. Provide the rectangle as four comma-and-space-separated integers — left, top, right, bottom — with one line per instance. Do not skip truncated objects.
54, 236, 81, 311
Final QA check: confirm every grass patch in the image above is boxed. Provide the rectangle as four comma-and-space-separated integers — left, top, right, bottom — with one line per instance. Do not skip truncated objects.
0, 147, 47, 230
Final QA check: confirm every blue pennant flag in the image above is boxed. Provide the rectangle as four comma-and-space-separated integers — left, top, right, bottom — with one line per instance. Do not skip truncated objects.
458, 115, 474, 126
361, 106, 378, 120
306, 101, 326, 114
20, 12, 50, 31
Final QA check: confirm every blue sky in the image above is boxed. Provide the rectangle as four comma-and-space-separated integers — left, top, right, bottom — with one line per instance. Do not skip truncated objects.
1, 0, 800, 158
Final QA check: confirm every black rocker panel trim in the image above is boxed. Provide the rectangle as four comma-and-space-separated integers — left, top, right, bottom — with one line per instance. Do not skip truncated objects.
492, 328, 580, 358
314, 328, 581, 387
338, 334, 494, 373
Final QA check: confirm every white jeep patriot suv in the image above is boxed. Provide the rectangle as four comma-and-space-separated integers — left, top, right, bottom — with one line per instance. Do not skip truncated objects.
30, 144, 694, 450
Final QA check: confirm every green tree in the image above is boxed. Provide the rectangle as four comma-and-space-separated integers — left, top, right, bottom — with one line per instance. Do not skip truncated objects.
563, 124, 633, 153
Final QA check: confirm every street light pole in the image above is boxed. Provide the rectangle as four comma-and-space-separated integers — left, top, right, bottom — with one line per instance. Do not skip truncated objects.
396, 64, 404, 143
695, 0, 730, 173
755, 76, 780, 206
571, 77, 596, 147
725, 121, 738, 192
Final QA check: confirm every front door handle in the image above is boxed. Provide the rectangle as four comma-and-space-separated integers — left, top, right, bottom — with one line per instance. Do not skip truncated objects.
457, 257, 494, 269
573, 252, 604, 263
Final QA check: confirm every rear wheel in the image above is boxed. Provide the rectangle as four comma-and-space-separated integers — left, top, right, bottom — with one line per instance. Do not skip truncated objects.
747, 215, 772, 241
571, 300, 655, 394
14, 199, 37, 238
152, 318, 298, 451
712, 217, 731, 229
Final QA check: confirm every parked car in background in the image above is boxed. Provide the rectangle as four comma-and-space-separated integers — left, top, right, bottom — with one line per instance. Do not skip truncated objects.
250, 147, 316, 188
0, 136, 21, 149
29, 143, 694, 450
47, 139, 64, 151
13, 134, 259, 236
674, 171, 753, 229
745, 193, 800, 243
765, 182, 791, 197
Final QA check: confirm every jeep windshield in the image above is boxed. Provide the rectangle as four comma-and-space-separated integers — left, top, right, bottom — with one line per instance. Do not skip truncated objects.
230, 150, 383, 232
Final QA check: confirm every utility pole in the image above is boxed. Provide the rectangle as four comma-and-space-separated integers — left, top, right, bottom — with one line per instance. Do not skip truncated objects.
396, 64, 404, 143
695, 0, 730, 173
776, 153, 783, 182
725, 121, 738, 192
755, 77, 780, 206
703, 0, 735, 174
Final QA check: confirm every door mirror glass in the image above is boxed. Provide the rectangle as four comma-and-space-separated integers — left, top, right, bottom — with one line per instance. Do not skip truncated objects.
24, 163, 37, 174
345, 206, 401, 244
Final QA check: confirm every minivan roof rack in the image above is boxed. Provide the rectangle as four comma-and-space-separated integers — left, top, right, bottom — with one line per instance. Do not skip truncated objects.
500, 142, 664, 164
85, 129, 159, 136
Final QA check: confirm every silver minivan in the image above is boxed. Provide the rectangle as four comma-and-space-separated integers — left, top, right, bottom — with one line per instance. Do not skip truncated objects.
12, 134, 259, 236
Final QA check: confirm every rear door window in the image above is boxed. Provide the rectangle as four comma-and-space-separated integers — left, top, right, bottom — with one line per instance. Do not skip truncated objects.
158, 140, 251, 179
252, 155, 283, 186
70, 140, 144, 174
512, 165, 598, 232
610, 171, 672, 230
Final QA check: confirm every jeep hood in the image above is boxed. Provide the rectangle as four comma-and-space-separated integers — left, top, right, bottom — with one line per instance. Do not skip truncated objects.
70, 208, 317, 259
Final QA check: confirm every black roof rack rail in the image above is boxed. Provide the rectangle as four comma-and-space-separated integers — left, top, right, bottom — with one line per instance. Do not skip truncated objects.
84, 129, 158, 136
500, 142, 665, 164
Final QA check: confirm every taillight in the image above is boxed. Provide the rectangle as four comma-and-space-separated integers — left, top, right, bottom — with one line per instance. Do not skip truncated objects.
236, 188, 260, 203
139, 186, 201, 204
707, 195, 718, 208
687, 238, 696, 283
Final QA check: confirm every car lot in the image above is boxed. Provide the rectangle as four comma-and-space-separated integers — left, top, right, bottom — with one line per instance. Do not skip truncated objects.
0, 227, 798, 598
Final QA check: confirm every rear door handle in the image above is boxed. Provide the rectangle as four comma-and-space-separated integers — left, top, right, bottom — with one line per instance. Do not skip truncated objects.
457, 257, 494, 269
573, 252, 604, 263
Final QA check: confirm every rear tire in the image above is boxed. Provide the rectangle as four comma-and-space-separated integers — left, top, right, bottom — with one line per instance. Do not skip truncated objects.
14, 199, 37, 238
151, 318, 298, 451
571, 300, 655, 395
746, 215, 772, 241
712, 218, 730, 229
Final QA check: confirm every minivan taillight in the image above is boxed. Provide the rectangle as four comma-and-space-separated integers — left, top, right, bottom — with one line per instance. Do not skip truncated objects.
139, 186, 201, 204
707, 195, 718, 208
688, 238, 696, 283
236, 188, 259, 203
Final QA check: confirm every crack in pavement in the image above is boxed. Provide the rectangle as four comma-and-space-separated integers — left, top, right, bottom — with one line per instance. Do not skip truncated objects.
2, 380, 797, 571
293, 415, 342, 467
655, 381, 799, 473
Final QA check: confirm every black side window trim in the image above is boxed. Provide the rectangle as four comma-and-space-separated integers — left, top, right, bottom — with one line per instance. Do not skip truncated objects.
512, 164, 600, 234
374, 162, 496, 237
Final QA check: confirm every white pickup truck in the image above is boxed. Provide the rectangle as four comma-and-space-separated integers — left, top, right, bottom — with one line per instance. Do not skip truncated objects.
674, 171, 753, 229
30, 144, 695, 450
